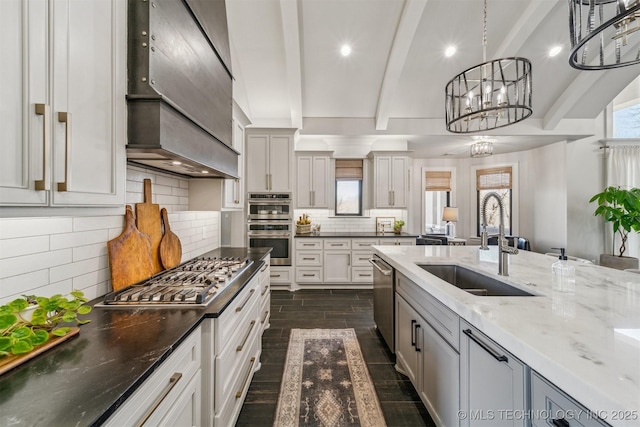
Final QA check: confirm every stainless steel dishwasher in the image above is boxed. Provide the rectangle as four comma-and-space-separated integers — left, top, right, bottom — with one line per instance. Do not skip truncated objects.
370, 255, 395, 353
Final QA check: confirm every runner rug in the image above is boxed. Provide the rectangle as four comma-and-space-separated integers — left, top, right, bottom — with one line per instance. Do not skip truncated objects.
273, 328, 386, 427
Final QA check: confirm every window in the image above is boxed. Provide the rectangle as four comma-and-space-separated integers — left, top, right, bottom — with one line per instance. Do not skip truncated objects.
476, 166, 512, 236
335, 159, 363, 216
424, 171, 451, 233
613, 76, 640, 138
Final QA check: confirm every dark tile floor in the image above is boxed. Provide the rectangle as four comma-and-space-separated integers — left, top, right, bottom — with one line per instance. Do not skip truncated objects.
236, 289, 435, 426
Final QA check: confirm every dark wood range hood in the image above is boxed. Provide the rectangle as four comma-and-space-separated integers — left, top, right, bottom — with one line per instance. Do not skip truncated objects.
126, 0, 238, 178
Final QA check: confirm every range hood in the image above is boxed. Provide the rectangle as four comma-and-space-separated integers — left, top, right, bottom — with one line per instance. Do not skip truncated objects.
126, 0, 238, 178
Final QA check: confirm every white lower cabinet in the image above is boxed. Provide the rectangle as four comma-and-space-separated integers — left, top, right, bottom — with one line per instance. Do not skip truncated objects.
294, 237, 414, 286
202, 271, 263, 427
459, 320, 526, 427
530, 371, 609, 427
395, 273, 459, 427
105, 326, 202, 427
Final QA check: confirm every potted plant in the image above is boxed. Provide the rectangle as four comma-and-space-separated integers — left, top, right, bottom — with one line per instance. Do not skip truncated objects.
0, 291, 92, 358
589, 186, 640, 270
393, 220, 405, 234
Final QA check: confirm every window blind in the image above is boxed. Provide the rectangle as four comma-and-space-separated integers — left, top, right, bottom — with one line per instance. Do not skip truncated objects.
335, 159, 363, 180
425, 171, 451, 191
476, 166, 512, 190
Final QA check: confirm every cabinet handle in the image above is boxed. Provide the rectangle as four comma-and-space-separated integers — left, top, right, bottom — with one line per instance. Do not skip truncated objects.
271, 273, 281, 278
236, 320, 256, 352
260, 263, 268, 272
414, 323, 421, 352
235, 289, 255, 312
358, 273, 372, 277
463, 329, 508, 362
56, 112, 71, 192
34, 104, 50, 191
410, 319, 417, 347
359, 257, 369, 261
261, 310, 269, 324
261, 284, 269, 296
302, 243, 315, 246
302, 257, 315, 260
136, 372, 182, 427
234, 178, 240, 204
312, 190, 315, 206
236, 357, 257, 399
389, 190, 392, 206
302, 273, 315, 277
551, 419, 570, 427
266, 174, 269, 190
268, 174, 272, 190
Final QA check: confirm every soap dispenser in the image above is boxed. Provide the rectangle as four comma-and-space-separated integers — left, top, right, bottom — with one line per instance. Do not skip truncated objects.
551, 247, 575, 292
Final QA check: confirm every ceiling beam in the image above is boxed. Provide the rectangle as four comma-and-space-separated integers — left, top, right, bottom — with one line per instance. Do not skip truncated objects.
543, 37, 640, 130
279, 0, 303, 129
374, 0, 428, 131
493, 0, 559, 58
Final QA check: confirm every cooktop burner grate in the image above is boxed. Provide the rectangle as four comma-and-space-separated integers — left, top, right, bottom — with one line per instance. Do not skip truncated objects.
100, 256, 252, 306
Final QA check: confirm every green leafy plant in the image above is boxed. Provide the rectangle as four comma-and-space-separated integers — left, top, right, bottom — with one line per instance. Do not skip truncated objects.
0, 291, 91, 357
589, 186, 640, 257
394, 220, 405, 233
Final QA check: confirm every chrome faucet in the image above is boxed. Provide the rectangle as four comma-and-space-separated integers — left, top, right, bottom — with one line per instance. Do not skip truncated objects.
479, 191, 518, 276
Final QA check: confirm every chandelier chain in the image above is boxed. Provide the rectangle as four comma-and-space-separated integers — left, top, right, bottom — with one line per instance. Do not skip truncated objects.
483, 0, 487, 63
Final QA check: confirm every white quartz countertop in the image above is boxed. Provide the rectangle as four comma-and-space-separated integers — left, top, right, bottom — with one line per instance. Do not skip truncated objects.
373, 245, 640, 427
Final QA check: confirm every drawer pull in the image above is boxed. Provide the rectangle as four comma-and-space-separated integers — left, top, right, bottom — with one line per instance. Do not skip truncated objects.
261, 310, 269, 324
236, 357, 257, 399
34, 103, 50, 191
261, 284, 269, 296
56, 112, 71, 192
358, 273, 372, 277
359, 257, 369, 261
236, 289, 255, 312
330, 243, 344, 247
302, 257, 315, 260
414, 323, 421, 352
236, 320, 256, 352
463, 329, 508, 362
302, 273, 316, 277
260, 263, 268, 272
271, 273, 281, 278
136, 372, 182, 427
302, 243, 315, 246
411, 319, 417, 347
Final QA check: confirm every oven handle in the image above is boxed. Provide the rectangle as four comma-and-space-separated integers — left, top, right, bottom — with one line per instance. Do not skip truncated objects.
248, 200, 291, 205
248, 232, 291, 238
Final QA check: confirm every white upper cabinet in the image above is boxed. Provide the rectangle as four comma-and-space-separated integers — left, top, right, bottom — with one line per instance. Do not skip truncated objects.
245, 129, 295, 192
223, 119, 245, 209
0, 0, 126, 207
370, 154, 408, 208
296, 153, 331, 208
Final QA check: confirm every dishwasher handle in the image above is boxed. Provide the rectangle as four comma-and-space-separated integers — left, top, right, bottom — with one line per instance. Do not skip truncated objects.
369, 258, 392, 276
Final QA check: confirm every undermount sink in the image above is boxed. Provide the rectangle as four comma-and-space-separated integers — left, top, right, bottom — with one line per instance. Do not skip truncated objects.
418, 264, 535, 297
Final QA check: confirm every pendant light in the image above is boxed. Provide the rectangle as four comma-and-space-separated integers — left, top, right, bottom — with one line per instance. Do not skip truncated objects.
445, 0, 533, 133
568, 0, 640, 70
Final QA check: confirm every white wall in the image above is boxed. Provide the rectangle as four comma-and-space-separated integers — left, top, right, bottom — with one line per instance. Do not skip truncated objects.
0, 166, 221, 305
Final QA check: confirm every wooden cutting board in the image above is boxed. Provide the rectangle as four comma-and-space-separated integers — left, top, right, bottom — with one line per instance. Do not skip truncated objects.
159, 208, 182, 269
135, 179, 163, 274
107, 206, 154, 291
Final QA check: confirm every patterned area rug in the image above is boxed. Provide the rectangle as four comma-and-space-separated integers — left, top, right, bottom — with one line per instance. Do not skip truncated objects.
274, 329, 386, 427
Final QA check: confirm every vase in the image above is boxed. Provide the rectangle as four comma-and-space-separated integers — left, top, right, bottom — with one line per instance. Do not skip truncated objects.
599, 254, 639, 270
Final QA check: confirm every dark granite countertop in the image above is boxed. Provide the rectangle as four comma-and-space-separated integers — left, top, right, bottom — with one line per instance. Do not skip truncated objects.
295, 232, 418, 238
0, 247, 271, 427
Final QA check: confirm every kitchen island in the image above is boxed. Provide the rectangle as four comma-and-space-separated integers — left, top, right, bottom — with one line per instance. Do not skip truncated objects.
0, 247, 271, 427
374, 244, 640, 427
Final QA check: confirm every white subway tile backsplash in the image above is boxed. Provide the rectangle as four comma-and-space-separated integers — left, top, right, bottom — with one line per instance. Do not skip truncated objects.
0, 165, 220, 303
0, 217, 73, 239
0, 249, 72, 280
0, 236, 50, 259
50, 230, 109, 251
0, 270, 49, 300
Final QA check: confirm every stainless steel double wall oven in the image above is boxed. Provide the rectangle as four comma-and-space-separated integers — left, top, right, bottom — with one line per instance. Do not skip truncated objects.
247, 193, 292, 266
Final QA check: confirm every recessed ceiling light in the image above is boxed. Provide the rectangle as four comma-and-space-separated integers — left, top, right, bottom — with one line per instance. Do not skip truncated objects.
548, 45, 562, 57
201, 170, 209, 174
171, 161, 182, 165
340, 44, 351, 57
445, 45, 457, 57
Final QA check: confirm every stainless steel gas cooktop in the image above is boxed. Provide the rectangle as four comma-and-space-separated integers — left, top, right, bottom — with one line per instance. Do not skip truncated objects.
98, 256, 253, 308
